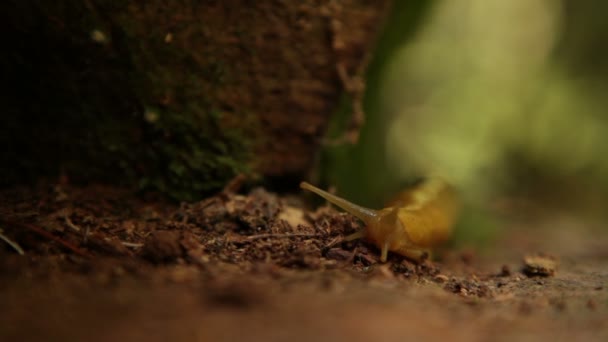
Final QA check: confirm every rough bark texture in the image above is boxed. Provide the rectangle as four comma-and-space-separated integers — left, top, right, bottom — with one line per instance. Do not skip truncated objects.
1, 0, 389, 199
202, 0, 386, 177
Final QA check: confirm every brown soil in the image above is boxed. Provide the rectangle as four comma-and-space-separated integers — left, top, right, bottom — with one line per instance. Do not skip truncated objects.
1, 184, 607, 341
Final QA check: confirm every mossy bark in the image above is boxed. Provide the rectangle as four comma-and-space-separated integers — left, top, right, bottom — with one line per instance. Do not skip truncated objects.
1, 0, 389, 200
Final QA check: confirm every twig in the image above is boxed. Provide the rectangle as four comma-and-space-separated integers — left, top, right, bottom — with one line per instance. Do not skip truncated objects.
121, 242, 144, 248
0, 219, 91, 258
83, 226, 91, 244
64, 214, 81, 232
63, 213, 92, 243
323, 236, 345, 249
246, 233, 321, 241
0, 228, 24, 255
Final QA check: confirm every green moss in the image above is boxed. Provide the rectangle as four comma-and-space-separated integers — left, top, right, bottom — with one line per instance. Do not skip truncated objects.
137, 104, 251, 201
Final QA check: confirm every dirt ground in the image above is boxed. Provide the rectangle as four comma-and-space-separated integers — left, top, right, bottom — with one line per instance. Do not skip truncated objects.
0, 183, 607, 341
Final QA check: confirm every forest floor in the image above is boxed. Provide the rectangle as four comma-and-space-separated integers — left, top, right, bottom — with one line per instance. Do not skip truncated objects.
1, 183, 607, 341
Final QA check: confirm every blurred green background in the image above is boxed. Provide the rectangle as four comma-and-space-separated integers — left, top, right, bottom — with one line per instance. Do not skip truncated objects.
323, 0, 608, 242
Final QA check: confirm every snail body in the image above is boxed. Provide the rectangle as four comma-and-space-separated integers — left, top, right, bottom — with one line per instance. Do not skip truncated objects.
300, 178, 459, 262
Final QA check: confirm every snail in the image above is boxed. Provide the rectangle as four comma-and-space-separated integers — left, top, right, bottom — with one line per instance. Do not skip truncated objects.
300, 178, 459, 262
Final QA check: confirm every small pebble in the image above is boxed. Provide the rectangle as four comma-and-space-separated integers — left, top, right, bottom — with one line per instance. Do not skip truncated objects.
434, 274, 449, 283
522, 253, 558, 277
